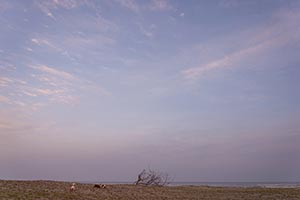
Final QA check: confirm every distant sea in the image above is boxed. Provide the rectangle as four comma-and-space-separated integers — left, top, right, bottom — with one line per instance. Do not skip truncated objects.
82, 181, 300, 188
169, 182, 300, 188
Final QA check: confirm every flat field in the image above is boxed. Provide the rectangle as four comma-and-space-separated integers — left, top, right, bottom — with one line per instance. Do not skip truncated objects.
1, 180, 300, 200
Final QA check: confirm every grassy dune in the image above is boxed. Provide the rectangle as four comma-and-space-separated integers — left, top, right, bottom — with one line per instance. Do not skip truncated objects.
1, 180, 300, 200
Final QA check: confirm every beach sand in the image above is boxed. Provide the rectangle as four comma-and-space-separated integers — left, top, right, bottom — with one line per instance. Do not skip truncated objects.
1, 180, 300, 200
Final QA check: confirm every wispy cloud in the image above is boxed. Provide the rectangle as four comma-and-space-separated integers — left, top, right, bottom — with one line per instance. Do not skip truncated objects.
114, 0, 140, 12
137, 23, 157, 38
35, 0, 93, 19
219, 0, 240, 8
0, 108, 39, 137
0, 62, 109, 108
48, 0, 85, 9
26, 47, 33, 52
35, 88, 65, 95
0, 77, 27, 88
29, 65, 74, 80
182, 8, 300, 80
28, 64, 110, 104
31, 38, 50, 46
31, 38, 61, 51
0, 53, 112, 108
0, 0, 12, 12
27, 65, 79, 104
28, 12, 118, 63
183, 40, 273, 79
35, 1, 55, 19
65, 34, 116, 49
0, 60, 16, 71
0, 95, 9, 103
114, 0, 174, 12
149, 0, 174, 11
0, 121, 13, 130
0, 77, 13, 87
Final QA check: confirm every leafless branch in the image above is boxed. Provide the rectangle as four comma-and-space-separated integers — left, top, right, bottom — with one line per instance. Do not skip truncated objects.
135, 168, 172, 186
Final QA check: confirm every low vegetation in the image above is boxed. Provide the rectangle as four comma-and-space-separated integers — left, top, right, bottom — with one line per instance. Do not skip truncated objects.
1, 180, 300, 200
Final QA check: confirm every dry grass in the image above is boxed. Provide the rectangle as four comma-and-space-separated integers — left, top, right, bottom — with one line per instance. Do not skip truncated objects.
1, 180, 300, 200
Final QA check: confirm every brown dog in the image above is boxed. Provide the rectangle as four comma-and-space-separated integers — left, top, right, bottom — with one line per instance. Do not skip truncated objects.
94, 184, 106, 189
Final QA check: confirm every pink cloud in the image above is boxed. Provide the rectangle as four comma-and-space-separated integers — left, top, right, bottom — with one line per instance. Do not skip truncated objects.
182, 8, 300, 80
0, 95, 10, 103
29, 65, 74, 80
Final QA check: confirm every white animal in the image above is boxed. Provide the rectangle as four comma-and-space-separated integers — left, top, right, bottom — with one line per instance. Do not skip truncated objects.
70, 183, 76, 191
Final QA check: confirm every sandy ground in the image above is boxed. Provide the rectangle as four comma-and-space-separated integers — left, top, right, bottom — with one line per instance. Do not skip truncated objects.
1, 180, 300, 200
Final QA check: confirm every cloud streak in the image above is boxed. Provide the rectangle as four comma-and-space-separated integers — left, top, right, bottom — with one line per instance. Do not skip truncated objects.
182, 8, 300, 80
183, 40, 273, 79
35, 0, 95, 19
149, 0, 174, 11
115, 0, 140, 12
0, 63, 109, 109
29, 65, 74, 80
114, 0, 174, 12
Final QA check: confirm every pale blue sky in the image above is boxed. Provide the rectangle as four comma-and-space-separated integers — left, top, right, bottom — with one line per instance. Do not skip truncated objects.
0, 0, 300, 182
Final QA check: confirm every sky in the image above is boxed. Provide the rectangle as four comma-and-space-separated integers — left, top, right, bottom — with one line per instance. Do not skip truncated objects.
0, 0, 300, 182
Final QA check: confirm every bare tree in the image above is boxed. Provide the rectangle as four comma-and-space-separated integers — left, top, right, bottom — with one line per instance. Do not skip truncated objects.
135, 168, 172, 186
